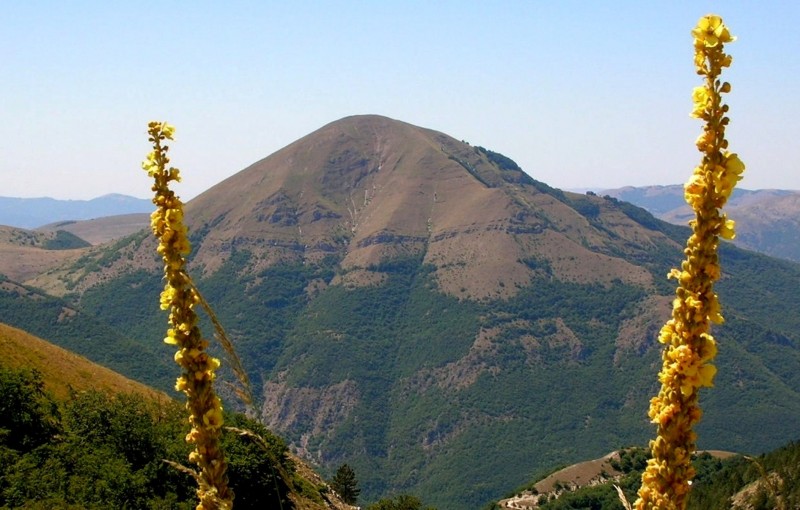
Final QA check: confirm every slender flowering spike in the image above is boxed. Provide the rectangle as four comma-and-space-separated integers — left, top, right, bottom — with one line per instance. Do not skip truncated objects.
634, 15, 744, 510
143, 122, 232, 510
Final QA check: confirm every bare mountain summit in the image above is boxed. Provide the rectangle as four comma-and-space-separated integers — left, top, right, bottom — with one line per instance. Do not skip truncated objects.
182, 115, 671, 298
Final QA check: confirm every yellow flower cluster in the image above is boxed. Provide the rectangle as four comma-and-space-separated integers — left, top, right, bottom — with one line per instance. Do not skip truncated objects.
635, 15, 744, 510
143, 122, 232, 510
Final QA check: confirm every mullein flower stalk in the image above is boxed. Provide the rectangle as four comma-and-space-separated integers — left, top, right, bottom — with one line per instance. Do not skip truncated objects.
634, 15, 744, 510
143, 121, 232, 510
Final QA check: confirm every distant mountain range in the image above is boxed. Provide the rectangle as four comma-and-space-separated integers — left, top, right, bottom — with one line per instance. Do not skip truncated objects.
600, 185, 800, 262
6, 183, 800, 263
0, 193, 152, 229
2, 115, 799, 509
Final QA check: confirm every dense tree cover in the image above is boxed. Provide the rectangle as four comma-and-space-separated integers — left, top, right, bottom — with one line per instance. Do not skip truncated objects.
0, 366, 59, 452
366, 494, 437, 510
0, 364, 304, 509
42, 230, 91, 250
474, 146, 522, 173
132, 248, 798, 509
688, 442, 800, 510
222, 413, 296, 509
0, 281, 173, 390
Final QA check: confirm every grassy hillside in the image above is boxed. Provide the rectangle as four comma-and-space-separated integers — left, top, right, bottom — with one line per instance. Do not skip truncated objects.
37, 212, 150, 245
0, 322, 166, 401
0, 226, 89, 283
0, 274, 174, 390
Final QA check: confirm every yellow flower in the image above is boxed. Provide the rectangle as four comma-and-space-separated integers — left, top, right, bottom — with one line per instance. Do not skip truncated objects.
707, 295, 724, 324
684, 173, 705, 209
636, 14, 741, 510
699, 334, 718, 361
203, 407, 224, 429
719, 218, 736, 240
694, 130, 712, 151
691, 86, 710, 118
698, 363, 717, 387
176, 376, 188, 391
164, 330, 179, 345
143, 121, 231, 508
694, 50, 706, 72
162, 123, 176, 140
724, 152, 745, 176
691, 14, 735, 47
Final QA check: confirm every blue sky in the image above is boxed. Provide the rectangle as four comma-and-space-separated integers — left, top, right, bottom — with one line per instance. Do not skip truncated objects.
2, 1, 798, 200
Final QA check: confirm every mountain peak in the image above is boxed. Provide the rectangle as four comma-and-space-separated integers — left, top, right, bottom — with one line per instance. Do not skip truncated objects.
178, 116, 672, 298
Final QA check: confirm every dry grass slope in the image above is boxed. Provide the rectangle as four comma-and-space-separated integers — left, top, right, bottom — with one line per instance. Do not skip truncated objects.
0, 225, 89, 282
37, 213, 150, 245
0, 321, 168, 401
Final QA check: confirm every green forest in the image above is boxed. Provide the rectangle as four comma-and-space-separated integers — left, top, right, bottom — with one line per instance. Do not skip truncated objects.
0, 364, 302, 509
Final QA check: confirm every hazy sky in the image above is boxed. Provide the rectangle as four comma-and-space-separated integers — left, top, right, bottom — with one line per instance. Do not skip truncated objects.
2, 1, 798, 200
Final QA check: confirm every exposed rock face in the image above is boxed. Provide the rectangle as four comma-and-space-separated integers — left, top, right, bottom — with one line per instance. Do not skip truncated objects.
613, 295, 672, 365
261, 374, 360, 463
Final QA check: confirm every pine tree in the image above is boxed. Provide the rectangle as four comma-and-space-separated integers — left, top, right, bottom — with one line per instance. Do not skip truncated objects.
331, 463, 361, 505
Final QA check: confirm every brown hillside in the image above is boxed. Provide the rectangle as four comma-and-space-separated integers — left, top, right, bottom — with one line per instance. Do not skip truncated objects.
30, 115, 684, 299
24, 214, 150, 294
182, 115, 668, 299
706, 192, 800, 261
0, 321, 168, 401
41, 115, 680, 300
0, 225, 89, 283
37, 213, 151, 245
